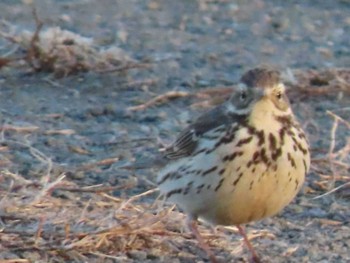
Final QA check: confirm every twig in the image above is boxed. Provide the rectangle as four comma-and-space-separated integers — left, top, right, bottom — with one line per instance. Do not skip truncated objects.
42, 77, 65, 88
88, 252, 122, 260
127, 91, 190, 111
76, 199, 92, 226
74, 157, 120, 171
26, 7, 44, 70
326, 111, 339, 189
0, 125, 39, 133
1, 170, 32, 185
195, 86, 235, 99
56, 183, 135, 193
96, 62, 151, 73
312, 181, 350, 200
326, 110, 350, 129
44, 129, 76, 135
117, 188, 158, 211
328, 112, 338, 157
106, 137, 156, 146
31, 174, 66, 204
35, 216, 45, 245
120, 78, 158, 89
0, 260, 30, 263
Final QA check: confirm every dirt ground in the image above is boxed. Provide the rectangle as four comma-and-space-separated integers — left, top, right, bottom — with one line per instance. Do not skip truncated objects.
0, 1, 349, 262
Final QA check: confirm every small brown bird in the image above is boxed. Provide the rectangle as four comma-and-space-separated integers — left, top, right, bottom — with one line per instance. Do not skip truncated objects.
157, 67, 310, 262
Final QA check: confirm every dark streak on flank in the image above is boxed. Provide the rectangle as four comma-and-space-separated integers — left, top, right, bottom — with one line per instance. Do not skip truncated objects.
303, 159, 308, 174
293, 144, 297, 151
222, 151, 243, 162
279, 128, 286, 144
246, 160, 253, 168
249, 180, 254, 190
219, 168, 226, 176
271, 148, 282, 161
233, 172, 244, 186
184, 169, 200, 175
236, 136, 253, 147
166, 188, 183, 198
196, 184, 205, 194
192, 148, 207, 156
246, 125, 264, 146
201, 166, 218, 177
250, 150, 260, 166
269, 133, 277, 151
298, 132, 306, 139
215, 178, 225, 191
175, 173, 183, 180
158, 172, 176, 185
212, 126, 239, 150
256, 130, 265, 146
259, 148, 269, 166
294, 178, 299, 190
178, 165, 191, 172
291, 137, 308, 155
287, 152, 297, 168
253, 150, 260, 160
183, 181, 193, 195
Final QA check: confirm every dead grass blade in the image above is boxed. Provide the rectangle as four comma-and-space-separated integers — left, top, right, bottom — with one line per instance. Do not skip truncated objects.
127, 91, 190, 111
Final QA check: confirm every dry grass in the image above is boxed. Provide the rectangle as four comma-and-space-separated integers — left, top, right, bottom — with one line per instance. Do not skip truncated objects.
0, 9, 148, 78
0, 163, 172, 261
311, 110, 350, 198
0, 165, 231, 261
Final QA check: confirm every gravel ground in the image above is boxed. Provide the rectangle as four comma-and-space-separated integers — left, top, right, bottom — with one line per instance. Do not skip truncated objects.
0, 1, 349, 262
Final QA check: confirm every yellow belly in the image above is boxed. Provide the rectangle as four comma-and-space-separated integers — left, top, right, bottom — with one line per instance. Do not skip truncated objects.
199, 129, 309, 225
212, 162, 305, 225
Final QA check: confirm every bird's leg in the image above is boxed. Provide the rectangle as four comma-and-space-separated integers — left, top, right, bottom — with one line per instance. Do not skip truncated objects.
236, 225, 261, 263
187, 216, 218, 263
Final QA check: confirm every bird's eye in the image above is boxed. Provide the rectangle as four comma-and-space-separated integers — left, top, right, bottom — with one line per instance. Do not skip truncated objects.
276, 92, 282, 100
240, 91, 247, 101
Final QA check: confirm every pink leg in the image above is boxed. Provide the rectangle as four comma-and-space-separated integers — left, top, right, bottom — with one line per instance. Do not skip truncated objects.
187, 217, 219, 263
237, 225, 261, 263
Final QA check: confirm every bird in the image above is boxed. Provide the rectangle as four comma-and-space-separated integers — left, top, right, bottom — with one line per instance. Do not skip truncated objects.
157, 67, 310, 263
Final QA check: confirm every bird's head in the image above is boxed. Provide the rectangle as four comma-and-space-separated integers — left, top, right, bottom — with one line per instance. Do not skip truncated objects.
227, 67, 293, 127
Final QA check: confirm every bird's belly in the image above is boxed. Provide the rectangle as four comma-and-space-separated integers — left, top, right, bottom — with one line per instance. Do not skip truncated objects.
204, 154, 307, 225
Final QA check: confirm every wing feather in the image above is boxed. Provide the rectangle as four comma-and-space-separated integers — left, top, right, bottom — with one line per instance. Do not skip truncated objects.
164, 104, 245, 159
